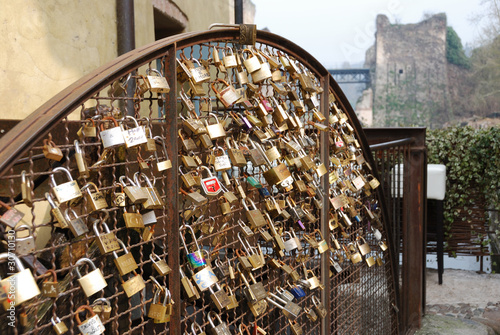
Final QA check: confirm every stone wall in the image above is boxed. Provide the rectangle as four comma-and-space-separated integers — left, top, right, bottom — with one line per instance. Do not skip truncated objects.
368, 14, 450, 127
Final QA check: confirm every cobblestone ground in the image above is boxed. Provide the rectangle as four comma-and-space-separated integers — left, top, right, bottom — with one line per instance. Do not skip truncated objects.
426, 302, 500, 319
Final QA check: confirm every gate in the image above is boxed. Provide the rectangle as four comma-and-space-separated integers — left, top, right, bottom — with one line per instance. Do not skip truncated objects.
0, 26, 398, 334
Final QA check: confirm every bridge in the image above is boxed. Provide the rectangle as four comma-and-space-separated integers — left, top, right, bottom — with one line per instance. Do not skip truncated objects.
328, 68, 371, 84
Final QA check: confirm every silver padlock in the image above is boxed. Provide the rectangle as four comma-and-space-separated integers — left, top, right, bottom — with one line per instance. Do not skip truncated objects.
14, 224, 36, 256
75, 305, 105, 335
99, 116, 125, 148
65, 208, 89, 237
207, 311, 231, 335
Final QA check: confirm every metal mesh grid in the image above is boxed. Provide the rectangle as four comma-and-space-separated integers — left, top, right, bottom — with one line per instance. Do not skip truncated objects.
0, 29, 397, 335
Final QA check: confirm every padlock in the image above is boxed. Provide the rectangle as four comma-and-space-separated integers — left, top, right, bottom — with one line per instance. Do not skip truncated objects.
148, 286, 169, 320
293, 173, 308, 193
199, 166, 222, 196
250, 139, 292, 188
52, 316, 69, 335
304, 269, 322, 290
288, 281, 306, 299
49, 167, 82, 204
123, 208, 145, 229
180, 188, 208, 207
78, 118, 97, 138
43, 137, 64, 161
204, 112, 227, 140
81, 182, 108, 212
242, 48, 261, 73
144, 68, 170, 93
188, 58, 210, 83
179, 166, 196, 188
266, 292, 302, 319
180, 266, 200, 301
92, 212, 120, 254
112, 239, 138, 276
91, 298, 112, 322
207, 282, 232, 311
41, 269, 59, 298
276, 286, 295, 303
153, 287, 174, 324
222, 47, 237, 68
119, 175, 149, 204
14, 224, 36, 256
150, 253, 172, 276
100, 116, 125, 148
119, 115, 148, 148
0, 200, 26, 228
212, 146, 232, 172
207, 311, 231, 335
192, 265, 219, 292
134, 172, 165, 209
225, 136, 247, 167
74, 258, 107, 297
344, 243, 362, 264
305, 306, 318, 322
153, 135, 173, 171
289, 320, 303, 335
73, 140, 90, 178
330, 255, 343, 274
242, 198, 267, 229
63, 208, 88, 237
120, 271, 145, 297
251, 54, 272, 83
283, 231, 299, 252
75, 305, 105, 335
357, 236, 371, 256
238, 219, 254, 237
212, 79, 239, 108
111, 182, 127, 207
311, 295, 327, 318
46, 192, 68, 229
180, 224, 207, 269
238, 233, 264, 270
286, 197, 305, 230
219, 197, 231, 215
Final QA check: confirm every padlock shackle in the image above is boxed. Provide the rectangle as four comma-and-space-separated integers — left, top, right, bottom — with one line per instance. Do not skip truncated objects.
41, 268, 57, 283
15, 224, 33, 236
207, 310, 223, 327
237, 232, 252, 254
81, 182, 100, 195
49, 167, 74, 187
119, 175, 137, 188
74, 257, 97, 278
45, 192, 57, 209
0, 252, 24, 271
91, 297, 111, 308
179, 224, 201, 255
119, 115, 140, 130
74, 139, 83, 154
153, 135, 169, 160
146, 68, 162, 77
92, 211, 112, 235
75, 305, 97, 325
133, 171, 154, 188
266, 292, 288, 308
112, 238, 129, 259
191, 322, 204, 335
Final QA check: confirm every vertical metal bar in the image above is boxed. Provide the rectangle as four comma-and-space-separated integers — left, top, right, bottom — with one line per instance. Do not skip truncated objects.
163, 44, 181, 335
320, 75, 330, 335
234, 0, 243, 24
403, 147, 426, 330
116, 0, 136, 116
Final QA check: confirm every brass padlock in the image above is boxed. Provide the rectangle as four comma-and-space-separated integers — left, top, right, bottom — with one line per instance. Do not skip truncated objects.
45, 192, 69, 229
180, 266, 200, 301
344, 243, 362, 264
77, 118, 97, 138
92, 212, 120, 254
112, 239, 138, 276
51, 316, 69, 335
120, 271, 145, 297
74, 258, 107, 297
148, 286, 169, 320
82, 182, 108, 212
144, 68, 170, 93
91, 298, 112, 322
225, 137, 247, 167
49, 167, 82, 204
356, 236, 371, 256
43, 137, 64, 161
251, 54, 272, 83
134, 172, 165, 209
242, 48, 261, 73
154, 135, 173, 171
74, 140, 90, 178
212, 79, 239, 108
119, 175, 149, 204
75, 304, 105, 335
0, 253, 40, 306
64, 207, 89, 237
0, 200, 27, 228
150, 253, 172, 276
41, 269, 59, 298
205, 112, 226, 140
242, 198, 267, 229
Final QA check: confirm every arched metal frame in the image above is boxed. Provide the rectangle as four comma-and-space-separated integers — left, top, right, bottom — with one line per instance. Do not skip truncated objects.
0, 28, 398, 335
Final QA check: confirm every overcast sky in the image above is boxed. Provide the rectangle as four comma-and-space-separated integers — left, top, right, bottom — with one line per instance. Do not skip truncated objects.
251, 0, 488, 68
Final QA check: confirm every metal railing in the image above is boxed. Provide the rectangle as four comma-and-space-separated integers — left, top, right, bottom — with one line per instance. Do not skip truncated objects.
366, 128, 427, 333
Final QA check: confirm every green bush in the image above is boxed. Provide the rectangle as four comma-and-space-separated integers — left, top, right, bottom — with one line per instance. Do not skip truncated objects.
446, 26, 470, 69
